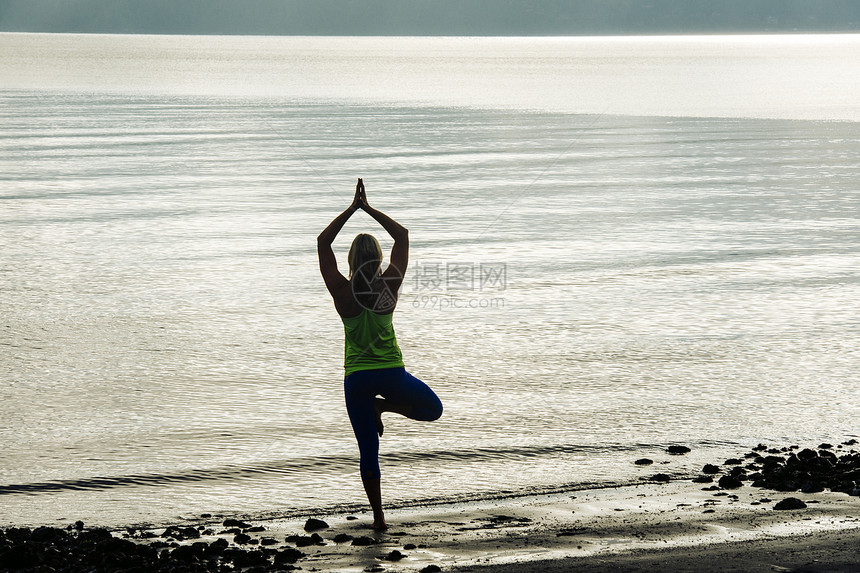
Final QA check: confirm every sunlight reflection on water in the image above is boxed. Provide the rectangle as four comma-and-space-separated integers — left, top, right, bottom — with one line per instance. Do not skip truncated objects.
2, 35, 860, 526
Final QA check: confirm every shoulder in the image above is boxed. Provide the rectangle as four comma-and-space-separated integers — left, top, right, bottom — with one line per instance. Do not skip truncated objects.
325, 280, 352, 313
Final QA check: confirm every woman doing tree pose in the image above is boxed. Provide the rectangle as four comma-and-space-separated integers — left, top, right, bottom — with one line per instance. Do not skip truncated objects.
317, 178, 443, 530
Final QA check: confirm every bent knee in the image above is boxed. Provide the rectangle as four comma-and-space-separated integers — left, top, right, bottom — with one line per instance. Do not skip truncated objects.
418, 399, 443, 422
431, 400, 443, 421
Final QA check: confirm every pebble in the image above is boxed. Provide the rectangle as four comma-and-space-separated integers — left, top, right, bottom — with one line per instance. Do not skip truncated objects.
774, 497, 807, 510
667, 445, 691, 455
352, 535, 379, 546
304, 517, 329, 532
384, 549, 407, 561
718, 475, 743, 490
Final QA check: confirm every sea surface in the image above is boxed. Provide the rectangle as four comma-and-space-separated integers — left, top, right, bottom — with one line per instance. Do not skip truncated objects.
1, 33, 859, 528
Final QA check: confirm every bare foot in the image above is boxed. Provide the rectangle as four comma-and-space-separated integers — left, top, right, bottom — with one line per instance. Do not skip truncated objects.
371, 518, 388, 531
374, 398, 384, 437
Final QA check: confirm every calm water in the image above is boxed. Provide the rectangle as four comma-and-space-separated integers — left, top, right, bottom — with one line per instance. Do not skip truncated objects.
1, 33, 859, 528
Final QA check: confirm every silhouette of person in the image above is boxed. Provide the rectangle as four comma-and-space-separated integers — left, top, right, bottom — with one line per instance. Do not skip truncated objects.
317, 178, 443, 530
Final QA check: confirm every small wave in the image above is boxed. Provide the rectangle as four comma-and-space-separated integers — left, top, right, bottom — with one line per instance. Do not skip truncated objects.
0, 440, 729, 497
0, 454, 352, 496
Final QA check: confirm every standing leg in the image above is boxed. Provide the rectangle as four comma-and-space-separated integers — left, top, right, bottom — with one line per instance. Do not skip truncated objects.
344, 372, 387, 529
345, 368, 442, 530
361, 478, 386, 530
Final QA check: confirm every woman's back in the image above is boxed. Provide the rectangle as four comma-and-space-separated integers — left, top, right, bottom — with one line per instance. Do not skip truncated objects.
341, 309, 404, 376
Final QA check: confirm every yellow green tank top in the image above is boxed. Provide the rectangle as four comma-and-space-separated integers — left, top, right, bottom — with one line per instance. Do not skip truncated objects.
341, 309, 404, 376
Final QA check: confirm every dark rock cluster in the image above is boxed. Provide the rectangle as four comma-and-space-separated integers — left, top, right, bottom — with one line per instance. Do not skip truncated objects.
0, 513, 441, 573
692, 440, 860, 497
0, 520, 306, 573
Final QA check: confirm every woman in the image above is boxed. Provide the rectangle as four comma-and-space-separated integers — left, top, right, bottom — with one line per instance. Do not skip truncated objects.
317, 178, 443, 530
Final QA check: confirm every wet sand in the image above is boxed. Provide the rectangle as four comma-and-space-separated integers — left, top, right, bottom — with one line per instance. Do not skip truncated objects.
261, 482, 860, 572
6, 480, 857, 573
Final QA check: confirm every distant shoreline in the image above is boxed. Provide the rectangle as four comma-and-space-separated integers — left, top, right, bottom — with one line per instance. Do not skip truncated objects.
3, 30, 860, 37
2, 0, 859, 37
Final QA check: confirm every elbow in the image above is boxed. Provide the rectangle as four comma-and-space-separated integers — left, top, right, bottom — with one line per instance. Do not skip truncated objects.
317, 235, 332, 255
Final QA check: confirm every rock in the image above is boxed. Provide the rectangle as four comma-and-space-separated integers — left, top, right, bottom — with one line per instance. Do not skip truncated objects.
421, 566, 443, 573
287, 533, 325, 547
31, 526, 67, 544
801, 481, 825, 494
247, 525, 266, 532
819, 443, 833, 450
352, 535, 378, 546
404, 543, 417, 550
718, 475, 743, 489
667, 445, 691, 455
692, 475, 714, 483
233, 532, 252, 544
772, 480, 800, 492
223, 548, 270, 568
724, 458, 742, 465
77, 528, 112, 543
260, 537, 279, 546
384, 549, 407, 561
762, 455, 785, 468
304, 518, 329, 532
223, 518, 252, 529
774, 497, 807, 510
797, 448, 818, 461
205, 537, 229, 555
634, 458, 654, 466
333, 533, 355, 543
728, 467, 747, 478
170, 545, 200, 562
274, 547, 306, 565
162, 525, 200, 540
702, 464, 720, 474
650, 473, 671, 483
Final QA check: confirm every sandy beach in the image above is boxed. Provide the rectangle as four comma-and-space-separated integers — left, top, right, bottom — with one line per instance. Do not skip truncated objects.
3, 444, 860, 572
222, 481, 860, 572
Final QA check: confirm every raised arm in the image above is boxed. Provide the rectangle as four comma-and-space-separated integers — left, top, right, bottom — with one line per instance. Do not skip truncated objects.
357, 179, 409, 282
317, 181, 361, 294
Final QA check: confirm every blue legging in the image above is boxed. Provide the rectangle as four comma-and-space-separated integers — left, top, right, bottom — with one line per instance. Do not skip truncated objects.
344, 367, 443, 480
